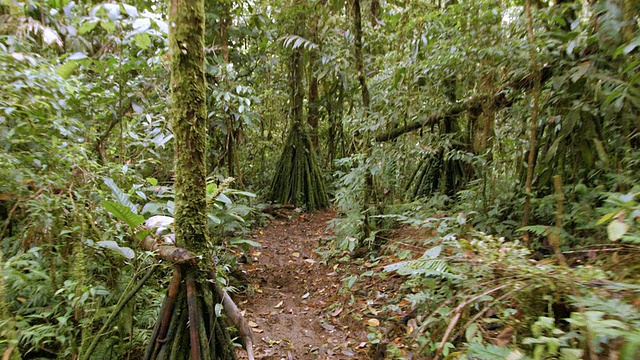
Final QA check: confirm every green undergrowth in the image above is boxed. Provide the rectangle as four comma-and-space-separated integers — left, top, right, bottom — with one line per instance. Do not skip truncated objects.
325, 198, 640, 359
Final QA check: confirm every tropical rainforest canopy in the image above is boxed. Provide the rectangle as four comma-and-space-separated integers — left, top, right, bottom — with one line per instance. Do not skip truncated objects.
1, 0, 639, 359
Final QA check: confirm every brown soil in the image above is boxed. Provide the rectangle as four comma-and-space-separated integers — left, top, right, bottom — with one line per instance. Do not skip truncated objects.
235, 209, 370, 359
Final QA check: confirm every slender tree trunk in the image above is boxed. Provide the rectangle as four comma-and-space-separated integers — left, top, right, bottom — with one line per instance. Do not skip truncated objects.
308, 67, 319, 149
170, 0, 208, 253
352, 0, 370, 109
220, 2, 229, 64
351, 0, 375, 239
291, 45, 304, 131
522, 0, 541, 246
370, 0, 381, 26
218, 1, 243, 184
307, 9, 320, 149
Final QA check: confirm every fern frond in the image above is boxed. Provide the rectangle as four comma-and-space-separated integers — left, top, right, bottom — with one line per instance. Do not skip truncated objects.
278, 35, 318, 50
516, 225, 550, 237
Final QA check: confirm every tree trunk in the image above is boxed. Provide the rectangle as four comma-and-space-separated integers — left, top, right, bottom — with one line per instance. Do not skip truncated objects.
522, 0, 541, 247
269, 9, 329, 211
352, 0, 370, 109
326, 81, 344, 168
351, 0, 374, 239
307, 11, 320, 150
145, 0, 243, 358
308, 67, 319, 149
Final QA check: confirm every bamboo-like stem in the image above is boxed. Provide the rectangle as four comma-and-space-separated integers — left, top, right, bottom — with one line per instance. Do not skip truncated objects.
143, 310, 162, 360
209, 272, 254, 360
168, 308, 188, 360
550, 175, 568, 267
145, 268, 183, 360
427, 281, 516, 358
196, 293, 212, 360
163, 292, 186, 360
81, 265, 158, 360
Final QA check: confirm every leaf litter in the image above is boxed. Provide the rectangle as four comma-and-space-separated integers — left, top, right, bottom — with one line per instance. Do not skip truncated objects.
235, 210, 371, 359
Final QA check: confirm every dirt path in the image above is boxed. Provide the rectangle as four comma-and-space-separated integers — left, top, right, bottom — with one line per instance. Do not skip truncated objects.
236, 210, 369, 359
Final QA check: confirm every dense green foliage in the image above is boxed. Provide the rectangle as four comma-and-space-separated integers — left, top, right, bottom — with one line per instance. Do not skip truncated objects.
1, 0, 639, 358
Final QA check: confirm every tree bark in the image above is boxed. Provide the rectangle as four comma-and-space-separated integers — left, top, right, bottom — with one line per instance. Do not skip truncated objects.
169, 0, 208, 254
308, 65, 320, 149
307, 10, 320, 149
522, 0, 541, 246
351, 0, 375, 239
269, 4, 329, 211
352, 0, 370, 109
144, 0, 249, 358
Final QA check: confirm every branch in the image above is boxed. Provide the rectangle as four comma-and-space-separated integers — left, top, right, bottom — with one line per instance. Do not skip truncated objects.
375, 104, 466, 142
209, 272, 255, 360
375, 67, 551, 142
81, 265, 159, 360
139, 234, 199, 265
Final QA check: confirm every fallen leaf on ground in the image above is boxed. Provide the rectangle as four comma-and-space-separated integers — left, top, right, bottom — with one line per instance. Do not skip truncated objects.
407, 318, 418, 335
248, 320, 259, 328
331, 307, 343, 317
367, 306, 380, 315
341, 348, 355, 356
274, 301, 284, 309
494, 325, 515, 346
320, 322, 336, 332
365, 318, 380, 327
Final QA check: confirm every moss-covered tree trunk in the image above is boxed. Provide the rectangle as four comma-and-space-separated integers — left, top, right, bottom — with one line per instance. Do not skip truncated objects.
144, 0, 238, 359
269, 9, 329, 211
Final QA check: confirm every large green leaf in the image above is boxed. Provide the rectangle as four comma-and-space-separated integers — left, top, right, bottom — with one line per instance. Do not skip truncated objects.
103, 177, 137, 213
103, 201, 145, 229
56, 61, 78, 79
607, 219, 629, 241
466, 343, 531, 360
230, 238, 262, 247
96, 240, 135, 259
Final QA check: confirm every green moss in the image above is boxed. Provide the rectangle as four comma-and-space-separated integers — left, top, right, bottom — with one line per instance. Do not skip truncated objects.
169, 0, 208, 254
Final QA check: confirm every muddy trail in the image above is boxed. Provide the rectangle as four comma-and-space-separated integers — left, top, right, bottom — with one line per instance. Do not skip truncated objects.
234, 209, 373, 359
